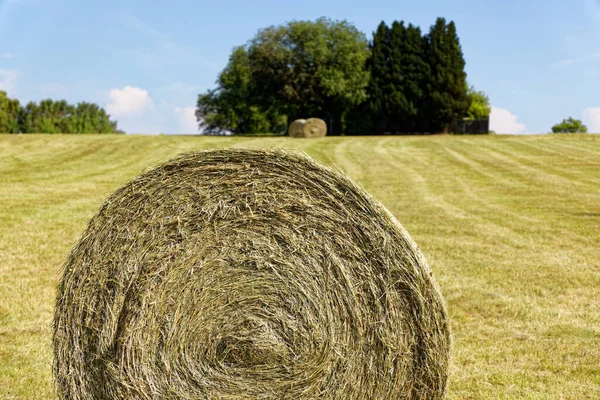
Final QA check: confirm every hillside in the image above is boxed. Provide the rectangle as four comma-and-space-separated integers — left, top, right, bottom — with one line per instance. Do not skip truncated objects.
0, 134, 598, 398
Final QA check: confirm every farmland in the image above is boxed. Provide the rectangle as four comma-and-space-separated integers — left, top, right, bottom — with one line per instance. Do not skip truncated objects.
0, 134, 599, 399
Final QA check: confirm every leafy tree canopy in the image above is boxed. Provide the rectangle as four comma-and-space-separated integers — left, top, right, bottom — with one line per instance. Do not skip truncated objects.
247, 17, 370, 119
0, 90, 22, 133
551, 117, 588, 133
197, 17, 370, 134
197, 16, 486, 135
196, 46, 285, 135
0, 91, 121, 134
466, 86, 491, 119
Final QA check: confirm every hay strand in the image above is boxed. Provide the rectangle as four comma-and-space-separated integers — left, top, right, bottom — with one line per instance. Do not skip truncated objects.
53, 148, 450, 399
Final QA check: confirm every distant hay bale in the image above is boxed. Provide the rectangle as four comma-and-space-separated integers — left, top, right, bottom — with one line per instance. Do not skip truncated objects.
288, 119, 307, 137
53, 148, 451, 399
303, 118, 327, 138
288, 117, 327, 138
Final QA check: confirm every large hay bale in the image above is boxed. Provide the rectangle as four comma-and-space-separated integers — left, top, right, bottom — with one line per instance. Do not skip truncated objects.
53, 149, 451, 399
288, 119, 307, 137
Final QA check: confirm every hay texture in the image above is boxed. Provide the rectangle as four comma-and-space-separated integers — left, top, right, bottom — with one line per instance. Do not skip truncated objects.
53, 148, 451, 399
288, 117, 327, 138
287, 119, 307, 137
303, 118, 327, 138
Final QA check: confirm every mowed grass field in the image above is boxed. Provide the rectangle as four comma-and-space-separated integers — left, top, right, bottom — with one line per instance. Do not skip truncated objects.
0, 133, 599, 399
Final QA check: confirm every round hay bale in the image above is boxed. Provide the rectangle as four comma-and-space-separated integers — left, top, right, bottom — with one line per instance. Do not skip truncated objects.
288, 119, 307, 137
53, 148, 451, 399
302, 117, 327, 138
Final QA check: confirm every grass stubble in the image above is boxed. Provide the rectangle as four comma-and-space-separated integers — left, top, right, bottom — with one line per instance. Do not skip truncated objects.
0, 133, 598, 398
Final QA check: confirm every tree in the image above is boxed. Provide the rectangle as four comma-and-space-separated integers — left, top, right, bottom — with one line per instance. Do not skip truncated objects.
465, 86, 491, 119
196, 46, 285, 135
364, 21, 430, 134
385, 21, 430, 132
364, 21, 391, 133
551, 117, 588, 133
196, 16, 479, 135
423, 18, 469, 132
403, 23, 431, 132
0, 90, 22, 133
246, 17, 370, 133
20, 98, 120, 134
385, 21, 410, 132
365, 17, 468, 134
71, 102, 120, 133
21, 100, 61, 133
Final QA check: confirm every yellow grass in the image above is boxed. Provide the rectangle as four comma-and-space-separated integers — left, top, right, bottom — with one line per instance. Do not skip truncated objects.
0, 133, 598, 399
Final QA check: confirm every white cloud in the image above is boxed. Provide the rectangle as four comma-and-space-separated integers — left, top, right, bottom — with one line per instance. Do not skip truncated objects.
1, 53, 15, 59
582, 107, 600, 133
106, 85, 153, 117
490, 106, 526, 134
174, 106, 199, 134
0, 68, 20, 94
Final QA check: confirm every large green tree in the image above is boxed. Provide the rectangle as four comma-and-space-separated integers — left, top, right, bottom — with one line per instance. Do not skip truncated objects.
0, 90, 22, 133
247, 17, 370, 133
197, 16, 478, 135
385, 21, 430, 132
360, 21, 390, 134
386, 21, 411, 132
196, 18, 370, 135
362, 18, 469, 134
423, 18, 469, 132
196, 46, 285, 135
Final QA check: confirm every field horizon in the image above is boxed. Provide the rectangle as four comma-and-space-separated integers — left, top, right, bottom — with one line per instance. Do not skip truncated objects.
1, 133, 598, 399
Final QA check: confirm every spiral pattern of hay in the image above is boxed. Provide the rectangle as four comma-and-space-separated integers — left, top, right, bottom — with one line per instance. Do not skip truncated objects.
288, 119, 307, 138
53, 148, 451, 399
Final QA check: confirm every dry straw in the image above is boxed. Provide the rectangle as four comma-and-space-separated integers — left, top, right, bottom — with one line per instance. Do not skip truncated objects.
303, 118, 327, 138
288, 118, 327, 138
288, 119, 307, 137
53, 148, 451, 399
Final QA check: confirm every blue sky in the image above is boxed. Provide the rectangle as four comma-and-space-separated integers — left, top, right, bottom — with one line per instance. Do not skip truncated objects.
1, 0, 600, 134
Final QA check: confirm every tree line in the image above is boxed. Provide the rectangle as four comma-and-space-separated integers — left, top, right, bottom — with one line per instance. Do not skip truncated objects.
0, 91, 122, 134
196, 17, 491, 135
551, 117, 588, 133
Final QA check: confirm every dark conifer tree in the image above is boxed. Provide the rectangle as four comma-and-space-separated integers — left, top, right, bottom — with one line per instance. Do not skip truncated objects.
403, 23, 430, 132
366, 21, 390, 133
386, 21, 409, 132
423, 17, 469, 132
386, 21, 430, 133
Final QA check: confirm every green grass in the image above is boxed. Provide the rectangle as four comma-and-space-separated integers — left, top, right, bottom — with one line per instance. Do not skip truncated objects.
1, 133, 599, 399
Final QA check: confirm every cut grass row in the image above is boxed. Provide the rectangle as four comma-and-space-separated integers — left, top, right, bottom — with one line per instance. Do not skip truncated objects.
0, 133, 598, 399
